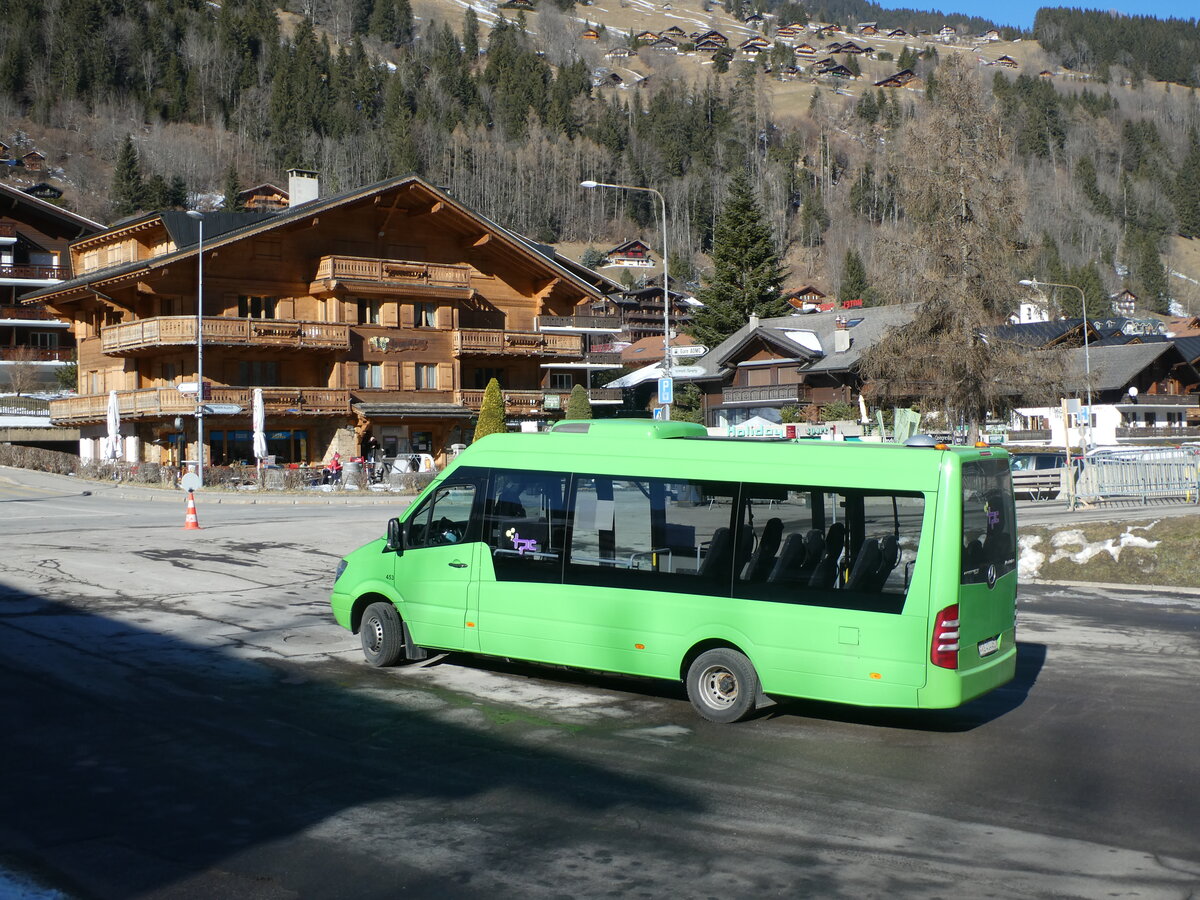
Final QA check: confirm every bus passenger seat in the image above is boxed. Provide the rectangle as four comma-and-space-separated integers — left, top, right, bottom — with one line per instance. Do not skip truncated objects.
740, 517, 783, 582
768, 532, 809, 583
699, 527, 733, 578
845, 538, 881, 590
869, 534, 900, 591
808, 522, 846, 589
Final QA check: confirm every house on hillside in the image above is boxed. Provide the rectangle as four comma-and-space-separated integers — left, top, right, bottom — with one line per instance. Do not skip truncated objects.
604, 47, 632, 59
695, 38, 726, 54
995, 55, 1018, 68
581, 27, 600, 40
235, 183, 289, 212
784, 285, 827, 310
875, 69, 916, 88
647, 36, 678, 52
0, 141, 10, 160
858, 22, 878, 35
694, 30, 728, 46
21, 151, 46, 172
662, 26, 686, 38
983, 28, 1001, 41
1112, 289, 1137, 316
887, 28, 909, 37
794, 43, 818, 60
603, 240, 655, 268
635, 30, 659, 44
25, 174, 618, 468
938, 25, 957, 41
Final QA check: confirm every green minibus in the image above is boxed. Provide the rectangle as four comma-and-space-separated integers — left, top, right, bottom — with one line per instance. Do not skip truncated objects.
330, 420, 1017, 723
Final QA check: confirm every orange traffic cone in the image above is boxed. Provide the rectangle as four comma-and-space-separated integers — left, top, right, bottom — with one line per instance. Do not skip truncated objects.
183, 489, 201, 530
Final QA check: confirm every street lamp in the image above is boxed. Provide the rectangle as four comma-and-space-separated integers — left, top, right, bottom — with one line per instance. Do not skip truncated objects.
1020, 278, 1093, 449
581, 179, 672, 420
186, 209, 206, 486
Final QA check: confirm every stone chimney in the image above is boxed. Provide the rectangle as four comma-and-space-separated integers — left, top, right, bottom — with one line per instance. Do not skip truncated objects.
748, 313, 760, 329
833, 316, 851, 353
287, 168, 320, 206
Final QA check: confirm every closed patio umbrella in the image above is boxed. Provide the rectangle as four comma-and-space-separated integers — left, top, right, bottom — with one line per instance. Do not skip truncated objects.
252, 388, 268, 471
104, 390, 122, 461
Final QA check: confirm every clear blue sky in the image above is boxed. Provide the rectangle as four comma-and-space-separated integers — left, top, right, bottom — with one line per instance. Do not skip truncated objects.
871, 2, 1198, 31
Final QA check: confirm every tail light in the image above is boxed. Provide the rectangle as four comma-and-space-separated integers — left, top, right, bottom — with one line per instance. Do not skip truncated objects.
931, 604, 960, 669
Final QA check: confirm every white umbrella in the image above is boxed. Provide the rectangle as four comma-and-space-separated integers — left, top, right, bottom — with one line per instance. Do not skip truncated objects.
252, 388, 268, 463
104, 389, 122, 461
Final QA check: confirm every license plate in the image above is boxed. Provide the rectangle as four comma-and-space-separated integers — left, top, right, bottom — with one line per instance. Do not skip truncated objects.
978, 637, 999, 657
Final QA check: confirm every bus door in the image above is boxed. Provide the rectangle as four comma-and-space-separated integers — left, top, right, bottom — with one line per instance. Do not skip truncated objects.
398, 478, 483, 651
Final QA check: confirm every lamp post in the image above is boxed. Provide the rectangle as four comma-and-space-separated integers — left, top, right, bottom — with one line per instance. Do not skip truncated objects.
1020, 278, 1093, 450
186, 209, 206, 486
581, 179, 672, 420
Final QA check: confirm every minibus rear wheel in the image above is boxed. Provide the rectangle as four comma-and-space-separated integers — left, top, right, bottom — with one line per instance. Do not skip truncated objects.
361, 601, 404, 667
686, 648, 759, 723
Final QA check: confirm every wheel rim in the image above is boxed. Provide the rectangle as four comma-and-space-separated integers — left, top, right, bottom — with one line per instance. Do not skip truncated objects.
364, 614, 384, 654
697, 664, 739, 709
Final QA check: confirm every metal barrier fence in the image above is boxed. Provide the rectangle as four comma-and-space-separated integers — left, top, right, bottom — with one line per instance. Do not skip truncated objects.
1073, 450, 1200, 506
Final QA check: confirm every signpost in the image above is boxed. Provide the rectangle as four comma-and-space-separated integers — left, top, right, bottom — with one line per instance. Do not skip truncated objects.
669, 365, 706, 378
669, 345, 708, 358
657, 376, 674, 405
200, 404, 243, 416
177, 382, 212, 399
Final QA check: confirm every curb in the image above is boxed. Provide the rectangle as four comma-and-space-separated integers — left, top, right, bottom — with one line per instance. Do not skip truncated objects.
1023, 578, 1200, 597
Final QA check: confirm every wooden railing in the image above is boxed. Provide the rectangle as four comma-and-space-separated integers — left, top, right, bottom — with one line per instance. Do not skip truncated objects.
454, 329, 583, 357
313, 255, 471, 290
1118, 394, 1197, 407
456, 389, 545, 413
1, 304, 61, 320
1007, 429, 1052, 442
50, 387, 350, 423
722, 384, 811, 404
0, 263, 67, 280
536, 315, 623, 332
0, 346, 72, 361
101, 317, 350, 354
1115, 426, 1200, 438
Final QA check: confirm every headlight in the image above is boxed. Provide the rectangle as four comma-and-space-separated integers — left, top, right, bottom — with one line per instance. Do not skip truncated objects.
334, 559, 348, 583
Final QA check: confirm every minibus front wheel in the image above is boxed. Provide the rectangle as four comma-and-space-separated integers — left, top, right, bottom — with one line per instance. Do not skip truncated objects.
686, 647, 759, 724
361, 601, 405, 667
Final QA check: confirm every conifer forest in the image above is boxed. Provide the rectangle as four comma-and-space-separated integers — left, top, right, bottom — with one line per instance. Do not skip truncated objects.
2, 0, 1199, 313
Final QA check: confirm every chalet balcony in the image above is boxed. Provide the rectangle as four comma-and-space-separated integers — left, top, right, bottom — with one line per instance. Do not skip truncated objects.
455, 388, 545, 415
50, 387, 350, 425
1116, 395, 1197, 407
536, 314, 623, 333
0, 346, 72, 362
0, 263, 67, 282
454, 329, 583, 358
721, 384, 812, 405
1007, 429, 1052, 442
1116, 425, 1200, 439
2, 304, 62, 320
100, 317, 350, 355
544, 388, 624, 410
311, 256, 473, 298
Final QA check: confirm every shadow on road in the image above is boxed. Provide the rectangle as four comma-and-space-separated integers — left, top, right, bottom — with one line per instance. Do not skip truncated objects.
0, 583, 698, 899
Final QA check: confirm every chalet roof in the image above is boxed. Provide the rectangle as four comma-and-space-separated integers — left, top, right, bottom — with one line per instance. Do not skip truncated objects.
990, 319, 1085, 348
0, 181, 105, 236
1080, 342, 1193, 391
1172, 336, 1200, 363
690, 304, 916, 381
608, 239, 652, 255
25, 175, 609, 305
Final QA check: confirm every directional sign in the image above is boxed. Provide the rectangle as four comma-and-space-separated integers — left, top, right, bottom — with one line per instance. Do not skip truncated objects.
199, 404, 243, 416
177, 382, 199, 394
668, 365, 706, 378
670, 345, 708, 357
657, 376, 674, 405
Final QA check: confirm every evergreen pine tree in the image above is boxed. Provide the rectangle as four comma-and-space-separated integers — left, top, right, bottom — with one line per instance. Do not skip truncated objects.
690, 170, 789, 347
463, 7, 480, 60
473, 378, 507, 441
839, 249, 870, 304
796, 190, 828, 247
167, 176, 189, 209
111, 134, 145, 218
565, 384, 593, 419
223, 163, 244, 211
1175, 130, 1200, 239
1131, 230, 1170, 313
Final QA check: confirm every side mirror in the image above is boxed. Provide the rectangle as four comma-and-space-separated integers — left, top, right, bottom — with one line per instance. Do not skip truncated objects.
384, 517, 406, 554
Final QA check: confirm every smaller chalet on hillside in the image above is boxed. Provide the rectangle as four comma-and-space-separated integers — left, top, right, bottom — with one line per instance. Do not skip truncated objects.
604, 240, 655, 268
995, 55, 1018, 68
875, 69, 916, 88
784, 285, 827, 310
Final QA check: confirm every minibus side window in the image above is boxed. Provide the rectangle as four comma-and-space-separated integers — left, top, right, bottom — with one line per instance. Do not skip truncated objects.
961, 459, 1017, 584
565, 475, 737, 595
406, 482, 480, 548
484, 469, 569, 583
733, 484, 923, 613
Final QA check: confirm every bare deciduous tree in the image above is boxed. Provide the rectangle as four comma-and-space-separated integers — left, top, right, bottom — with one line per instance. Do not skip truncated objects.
860, 56, 1066, 436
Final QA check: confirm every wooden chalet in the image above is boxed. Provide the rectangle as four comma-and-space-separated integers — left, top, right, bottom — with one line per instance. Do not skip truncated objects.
783, 285, 827, 310
858, 23, 879, 35
0, 141, 10, 160
995, 55, 1018, 68
694, 30, 729, 46
887, 28, 909, 37
695, 39, 726, 54
662, 26, 687, 38
604, 47, 633, 59
25, 175, 615, 469
875, 69, 916, 88
647, 36, 679, 52
581, 27, 600, 40
22, 151, 46, 172
236, 184, 289, 212
743, 13, 764, 26
983, 29, 1001, 41
635, 30, 660, 43
1112, 289, 1137, 316
938, 25, 957, 41
794, 43, 818, 59
604, 240, 654, 268
614, 281, 694, 342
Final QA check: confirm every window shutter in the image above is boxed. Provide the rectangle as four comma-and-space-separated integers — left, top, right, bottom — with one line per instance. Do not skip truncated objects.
401, 362, 416, 391
400, 304, 414, 328
383, 301, 398, 328
438, 362, 454, 391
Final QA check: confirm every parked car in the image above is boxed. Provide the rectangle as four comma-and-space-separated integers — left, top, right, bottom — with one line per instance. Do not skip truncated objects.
1009, 451, 1068, 499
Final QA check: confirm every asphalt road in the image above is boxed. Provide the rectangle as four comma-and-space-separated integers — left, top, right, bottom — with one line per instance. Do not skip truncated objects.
1, 467, 1198, 899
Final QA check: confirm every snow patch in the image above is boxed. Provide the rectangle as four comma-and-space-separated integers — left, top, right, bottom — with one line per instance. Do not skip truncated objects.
1018, 534, 1045, 580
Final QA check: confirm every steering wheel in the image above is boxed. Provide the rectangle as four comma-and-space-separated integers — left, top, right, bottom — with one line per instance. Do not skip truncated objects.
434, 517, 462, 544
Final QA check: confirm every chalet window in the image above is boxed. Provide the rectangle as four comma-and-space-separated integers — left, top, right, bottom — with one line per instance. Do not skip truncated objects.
359, 363, 382, 389
357, 298, 381, 326
414, 364, 438, 390
30, 332, 58, 349
549, 373, 573, 390
414, 303, 438, 328
239, 361, 280, 386
238, 296, 277, 319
